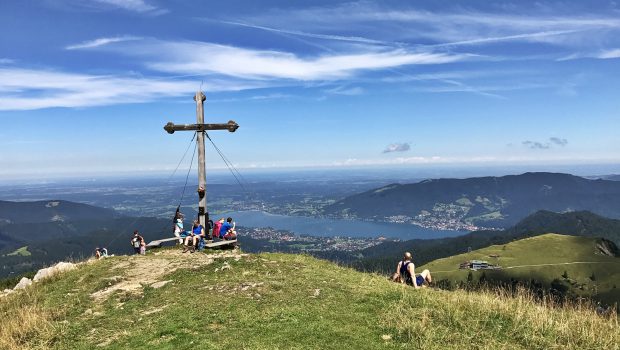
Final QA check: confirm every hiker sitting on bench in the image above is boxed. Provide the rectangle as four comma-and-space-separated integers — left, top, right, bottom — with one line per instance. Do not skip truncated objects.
183, 220, 204, 253
220, 217, 237, 240
393, 252, 432, 289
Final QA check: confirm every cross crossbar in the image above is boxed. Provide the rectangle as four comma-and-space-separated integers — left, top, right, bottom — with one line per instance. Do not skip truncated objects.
164, 120, 239, 134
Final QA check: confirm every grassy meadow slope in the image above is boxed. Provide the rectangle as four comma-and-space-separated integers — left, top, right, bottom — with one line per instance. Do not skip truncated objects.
1, 249, 618, 349
421, 234, 620, 305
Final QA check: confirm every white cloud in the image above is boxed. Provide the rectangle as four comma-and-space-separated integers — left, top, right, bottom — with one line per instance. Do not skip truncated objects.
233, 3, 620, 48
598, 48, 620, 59
427, 30, 584, 48
0, 68, 266, 110
92, 0, 165, 14
116, 39, 469, 81
0, 58, 14, 64
325, 86, 364, 96
66, 36, 142, 50
218, 20, 395, 46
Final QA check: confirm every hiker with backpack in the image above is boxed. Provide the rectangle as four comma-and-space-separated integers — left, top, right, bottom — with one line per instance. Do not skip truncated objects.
392, 252, 432, 288
131, 230, 145, 255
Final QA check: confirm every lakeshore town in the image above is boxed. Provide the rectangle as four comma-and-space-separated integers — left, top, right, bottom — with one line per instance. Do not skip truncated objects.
238, 226, 392, 252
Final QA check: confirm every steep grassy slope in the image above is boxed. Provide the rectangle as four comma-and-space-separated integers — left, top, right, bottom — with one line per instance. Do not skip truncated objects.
1, 249, 618, 349
421, 234, 620, 305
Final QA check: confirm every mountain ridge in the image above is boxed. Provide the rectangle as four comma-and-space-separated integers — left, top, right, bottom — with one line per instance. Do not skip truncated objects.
323, 172, 620, 228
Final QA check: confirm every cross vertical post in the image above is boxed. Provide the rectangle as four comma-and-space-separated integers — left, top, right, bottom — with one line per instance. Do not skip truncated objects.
195, 91, 207, 228
164, 91, 239, 233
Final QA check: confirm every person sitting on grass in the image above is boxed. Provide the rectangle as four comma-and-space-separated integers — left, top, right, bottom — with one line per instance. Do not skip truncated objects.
183, 219, 204, 253
393, 252, 432, 289
220, 217, 237, 240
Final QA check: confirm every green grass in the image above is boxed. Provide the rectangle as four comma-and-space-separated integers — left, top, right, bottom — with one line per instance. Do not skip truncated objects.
1, 248, 618, 349
421, 233, 620, 304
6, 246, 31, 257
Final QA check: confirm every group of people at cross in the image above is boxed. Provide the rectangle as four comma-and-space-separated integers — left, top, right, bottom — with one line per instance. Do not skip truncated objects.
174, 211, 237, 253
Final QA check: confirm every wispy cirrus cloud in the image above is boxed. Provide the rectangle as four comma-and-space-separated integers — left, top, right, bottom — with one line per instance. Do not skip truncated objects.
218, 20, 396, 47
228, 2, 620, 49
558, 48, 620, 61
78, 38, 469, 81
0, 68, 266, 110
325, 85, 364, 96
383, 142, 411, 153
0, 36, 469, 110
597, 48, 620, 59
66, 36, 142, 50
91, 0, 166, 15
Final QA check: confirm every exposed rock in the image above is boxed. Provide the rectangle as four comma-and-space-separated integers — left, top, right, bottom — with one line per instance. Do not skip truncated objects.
33, 261, 76, 282
312, 289, 321, 298
0, 288, 15, 297
14, 277, 32, 290
596, 239, 619, 257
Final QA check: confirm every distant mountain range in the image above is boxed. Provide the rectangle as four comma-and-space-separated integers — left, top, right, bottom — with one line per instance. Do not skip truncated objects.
0, 200, 119, 224
0, 200, 169, 278
323, 172, 620, 228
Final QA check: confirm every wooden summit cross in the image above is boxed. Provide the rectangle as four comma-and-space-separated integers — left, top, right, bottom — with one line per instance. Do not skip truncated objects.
164, 91, 239, 229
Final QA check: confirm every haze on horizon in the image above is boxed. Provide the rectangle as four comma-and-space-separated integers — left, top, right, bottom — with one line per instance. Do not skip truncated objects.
1, 0, 619, 181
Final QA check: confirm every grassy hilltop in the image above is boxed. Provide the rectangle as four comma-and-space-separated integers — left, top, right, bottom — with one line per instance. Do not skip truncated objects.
421, 234, 620, 305
1, 248, 618, 350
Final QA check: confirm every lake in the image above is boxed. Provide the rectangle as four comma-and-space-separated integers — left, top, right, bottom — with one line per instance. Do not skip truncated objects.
222, 210, 467, 240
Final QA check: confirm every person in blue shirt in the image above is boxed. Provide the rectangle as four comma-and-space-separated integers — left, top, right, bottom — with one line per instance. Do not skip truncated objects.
182, 220, 204, 253
220, 217, 236, 240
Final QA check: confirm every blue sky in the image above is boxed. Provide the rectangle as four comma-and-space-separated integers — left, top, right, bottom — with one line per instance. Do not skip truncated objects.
1, 0, 619, 180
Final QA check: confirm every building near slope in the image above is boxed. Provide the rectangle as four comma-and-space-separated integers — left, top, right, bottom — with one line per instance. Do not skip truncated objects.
459, 260, 501, 270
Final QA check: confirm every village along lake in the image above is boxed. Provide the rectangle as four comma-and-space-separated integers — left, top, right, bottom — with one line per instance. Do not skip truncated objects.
222, 210, 466, 240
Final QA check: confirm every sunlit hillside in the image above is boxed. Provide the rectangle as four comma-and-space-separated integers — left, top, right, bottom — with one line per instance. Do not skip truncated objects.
1, 248, 617, 349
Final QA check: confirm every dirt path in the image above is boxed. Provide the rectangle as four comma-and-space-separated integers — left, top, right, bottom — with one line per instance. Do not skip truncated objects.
432, 261, 615, 274
90, 249, 248, 302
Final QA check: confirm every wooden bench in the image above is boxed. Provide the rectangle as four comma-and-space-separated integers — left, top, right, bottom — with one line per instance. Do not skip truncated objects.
205, 239, 237, 248
146, 237, 237, 249
145, 237, 180, 248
